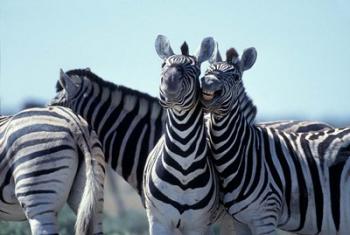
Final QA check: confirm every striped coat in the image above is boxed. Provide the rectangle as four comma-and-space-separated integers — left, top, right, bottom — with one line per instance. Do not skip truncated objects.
201, 46, 350, 235
0, 106, 105, 235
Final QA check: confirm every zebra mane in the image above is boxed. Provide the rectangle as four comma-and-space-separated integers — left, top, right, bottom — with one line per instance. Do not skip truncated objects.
58, 69, 160, 104
0, 115, 12, 126
238, 86, 257, 125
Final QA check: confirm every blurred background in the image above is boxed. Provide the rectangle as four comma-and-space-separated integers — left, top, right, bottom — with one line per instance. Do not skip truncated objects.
1, 0, 350, 234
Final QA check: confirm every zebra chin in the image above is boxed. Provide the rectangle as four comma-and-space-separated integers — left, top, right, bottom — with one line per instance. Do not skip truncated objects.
159, 96, 180, 107
159, 93, 195, 111
201, 98, 219, 111
202, 104, 227, 116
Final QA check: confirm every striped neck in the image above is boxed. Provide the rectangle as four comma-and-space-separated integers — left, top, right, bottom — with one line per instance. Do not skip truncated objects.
237, 86, 257, 125
209, 93, 259, 197
63, 70, 166, 193
163, 100, 207, 171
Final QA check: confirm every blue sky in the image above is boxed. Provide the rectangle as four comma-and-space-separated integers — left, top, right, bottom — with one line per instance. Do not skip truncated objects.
1, 0, 350, 121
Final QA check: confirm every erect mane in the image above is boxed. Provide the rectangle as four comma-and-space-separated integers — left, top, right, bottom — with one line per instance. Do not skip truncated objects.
0, 115, 12, 125
61, 69, 160, 104
237, 86, 257, 125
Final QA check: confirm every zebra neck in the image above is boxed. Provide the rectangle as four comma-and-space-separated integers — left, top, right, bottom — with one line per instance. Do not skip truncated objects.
209, 99, 259, 194
164, 100, 207, 162
74, 82, 166, 190
63, 69, 167, 194
238, 86, 257, 125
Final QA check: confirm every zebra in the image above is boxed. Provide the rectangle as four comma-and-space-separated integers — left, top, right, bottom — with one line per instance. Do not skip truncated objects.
51, 67, 331, 199
0, 106, 105, 235
200, 46, 350, 235
53, 62, 238, 234
50, 46, 332, 233
52, 68, 167, 196
142, 35, 222, 235
205, 43, 333, 133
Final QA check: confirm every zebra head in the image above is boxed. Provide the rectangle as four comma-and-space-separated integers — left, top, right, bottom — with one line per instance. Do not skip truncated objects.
200, 45, 257, 116
155, 35, 215, 111
51, 68, 91, 107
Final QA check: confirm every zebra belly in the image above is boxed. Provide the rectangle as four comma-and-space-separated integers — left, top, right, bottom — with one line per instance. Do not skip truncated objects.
225, 196, 275, 229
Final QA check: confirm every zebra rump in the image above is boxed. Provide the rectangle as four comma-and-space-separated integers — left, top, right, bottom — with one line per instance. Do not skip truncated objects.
0, 106, 105, 235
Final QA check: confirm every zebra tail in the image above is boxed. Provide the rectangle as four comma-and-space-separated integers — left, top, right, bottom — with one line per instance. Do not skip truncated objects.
75, 128, 105, 235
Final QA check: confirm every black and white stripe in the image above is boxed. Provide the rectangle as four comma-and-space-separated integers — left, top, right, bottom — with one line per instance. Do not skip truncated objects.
52, 69, 166, 196
50, 65, 329, 202
258, 120, 332, 133
201, 47, 350, 235
143, 35, 221, 234
0, 106, 105, 235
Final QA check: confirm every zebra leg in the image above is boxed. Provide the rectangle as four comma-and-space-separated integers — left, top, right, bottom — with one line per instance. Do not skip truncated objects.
14, 153, 78, 234
16, 173, 75, 235
249, 220, 277, 235
149, 222, 174, 235
184, 228, 213, 235
27, 212, 59, 235
215, 210, 236, 235
146, 209, 178, 235
250, 228, 277, 235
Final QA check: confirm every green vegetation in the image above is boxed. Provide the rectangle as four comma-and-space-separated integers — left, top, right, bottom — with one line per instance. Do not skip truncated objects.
104, 210, 148, 235
0, 206, 149, 235
0, 206, 75, 235
0, 205, 293, 235
0, 220, 29, 235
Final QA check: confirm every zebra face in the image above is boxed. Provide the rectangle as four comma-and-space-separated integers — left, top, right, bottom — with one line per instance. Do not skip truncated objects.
159, 55, 200, 110
201, 62, 242, 116
200, 47, 257, 116
155, 35, 215, 111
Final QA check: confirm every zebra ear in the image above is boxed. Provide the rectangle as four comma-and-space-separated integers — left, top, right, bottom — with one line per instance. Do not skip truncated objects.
155, 35, 175, 60
208, 42, 222, 64
240, 47, 257, 71
59, 69, 79, 98
196, 37, 215, 65
226, 48, 239, 65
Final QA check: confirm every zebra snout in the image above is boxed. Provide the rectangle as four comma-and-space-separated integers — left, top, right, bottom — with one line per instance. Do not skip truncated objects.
200, 75, 223, 101
161, 67, 183, 98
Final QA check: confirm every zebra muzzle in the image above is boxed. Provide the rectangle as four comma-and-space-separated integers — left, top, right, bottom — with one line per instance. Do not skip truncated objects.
202, 91, 214, 101
202, 88, 222, 101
